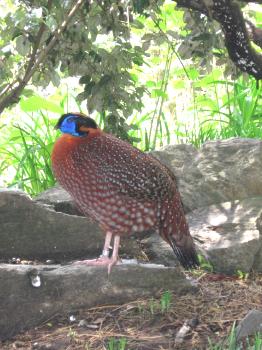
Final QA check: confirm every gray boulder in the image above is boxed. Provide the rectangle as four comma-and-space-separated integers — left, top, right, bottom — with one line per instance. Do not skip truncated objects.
236, 309, 262, 341
142, 197, 262, 274
0, 262, 195, 341
36, 185, 82, 216
152, 138, 262, 212
252, 212, 262, 271
188, 197, 262, 274
0, 189, 140, 261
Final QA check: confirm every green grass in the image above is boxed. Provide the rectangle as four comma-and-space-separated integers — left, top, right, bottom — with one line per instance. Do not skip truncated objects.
0, 111, 58, 196
107, 337, 127, 350
207, 322, 262, 350
128, 76, 262, 151
183, 77, 262, 147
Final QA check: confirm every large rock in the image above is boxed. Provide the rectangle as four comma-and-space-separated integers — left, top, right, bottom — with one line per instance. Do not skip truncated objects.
236, 309, 262, 341
36, 185, 82, 216
142, 197, 262, 274
152, 138, 262, 211
0, 262, 195, 341
252, 212, 262, 271
0, 189, 140, 261
2, 190, 262, 274
188, 197, 262, 274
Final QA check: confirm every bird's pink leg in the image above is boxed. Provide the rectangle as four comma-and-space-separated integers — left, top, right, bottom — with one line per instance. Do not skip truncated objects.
73, 232, 121, 273
108, 235, 121, 274
101, 231, 113, 258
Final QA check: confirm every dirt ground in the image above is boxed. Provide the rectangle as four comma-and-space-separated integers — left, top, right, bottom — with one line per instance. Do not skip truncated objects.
1, 272, 262, 350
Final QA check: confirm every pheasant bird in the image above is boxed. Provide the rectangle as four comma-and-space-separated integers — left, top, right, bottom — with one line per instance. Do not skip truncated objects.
51, 112, 199, 273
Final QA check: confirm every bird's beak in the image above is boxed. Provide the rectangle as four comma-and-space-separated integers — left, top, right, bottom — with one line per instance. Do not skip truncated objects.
54, 122, 59, 130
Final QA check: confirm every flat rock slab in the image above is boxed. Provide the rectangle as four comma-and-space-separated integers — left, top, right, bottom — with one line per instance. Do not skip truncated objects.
253, 212, 262, 271
188, 197, 262, 274
0, 189, 140, 261
236, 309, 262, 341
152, 138, 262, 211
142, 197, 262, 274
0, 262, 195, 341
36, 185, 82, 216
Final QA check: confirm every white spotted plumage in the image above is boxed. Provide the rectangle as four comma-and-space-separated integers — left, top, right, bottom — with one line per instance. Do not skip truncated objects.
52, 116, 199, 269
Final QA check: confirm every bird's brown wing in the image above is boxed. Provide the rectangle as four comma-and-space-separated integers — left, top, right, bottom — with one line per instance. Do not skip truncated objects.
75, 134, 199, 269
94, 141, 176, 202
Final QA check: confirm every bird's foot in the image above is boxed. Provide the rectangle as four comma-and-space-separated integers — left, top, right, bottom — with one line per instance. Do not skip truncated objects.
73, 256, 112, 266
72, 256, 121, 274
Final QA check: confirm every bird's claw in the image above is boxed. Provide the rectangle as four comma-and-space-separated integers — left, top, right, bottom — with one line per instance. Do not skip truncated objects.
72, 256, 121, 275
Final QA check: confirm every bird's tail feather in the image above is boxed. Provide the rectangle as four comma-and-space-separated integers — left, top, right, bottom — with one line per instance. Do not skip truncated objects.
169, 236, 199, 269
159, 195, 199, 269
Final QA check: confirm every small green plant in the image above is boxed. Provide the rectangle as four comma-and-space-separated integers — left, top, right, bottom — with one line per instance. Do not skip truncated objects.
107, 338, 116, 350
208, 322, 237, 350
148, 297, 157, 315
67, 327, 77, 343
198, 254, 214, 272
236, 270, 249, 280
137, 301, 144, 314
118, 338, 127, 350
160, 290, 172, 313
208, 322, 262, 349
138, 292, 172, 315
253, 332, 262, 350
107, 337, 127, 350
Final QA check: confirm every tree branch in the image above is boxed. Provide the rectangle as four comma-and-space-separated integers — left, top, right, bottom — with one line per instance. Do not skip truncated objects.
0, 0, 85, 115
175, 0, 262, 80
23, 0, 54, 80
246, 19, 262, 49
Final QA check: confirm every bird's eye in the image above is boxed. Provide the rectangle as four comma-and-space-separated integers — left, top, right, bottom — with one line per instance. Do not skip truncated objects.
75, 120, 89, 136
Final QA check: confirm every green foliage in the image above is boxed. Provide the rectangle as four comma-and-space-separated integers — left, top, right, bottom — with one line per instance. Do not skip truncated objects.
67, 327, 77, 343
20, 95, 64, 114
160, 290, 171, 313
0, 109, 58, 197
2, 0, 259, 136
197, 255, 214, 272
107, 337, 127, 350
161, 75, 262, 149
195, 77, 262, 137
0, 0, 164, 131
138, 290, 172, 316
253, 333, 262, 350
208, 322, 262, 350
236, 270, 249, 280
148, 297, 157, 315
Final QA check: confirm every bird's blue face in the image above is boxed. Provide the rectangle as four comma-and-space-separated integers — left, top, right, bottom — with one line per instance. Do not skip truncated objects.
57, 114, 84, 137
55, 113, 98, 137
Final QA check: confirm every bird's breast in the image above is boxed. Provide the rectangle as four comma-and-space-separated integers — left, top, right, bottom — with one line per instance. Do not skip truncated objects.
51, 132, 174, 235
52, 134, 97, 193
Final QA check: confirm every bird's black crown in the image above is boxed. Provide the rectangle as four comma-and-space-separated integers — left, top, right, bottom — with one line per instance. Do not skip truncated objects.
55, 113, 98, 130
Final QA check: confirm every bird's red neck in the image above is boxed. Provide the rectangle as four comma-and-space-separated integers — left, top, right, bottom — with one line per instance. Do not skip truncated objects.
52, 128, 102, 162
